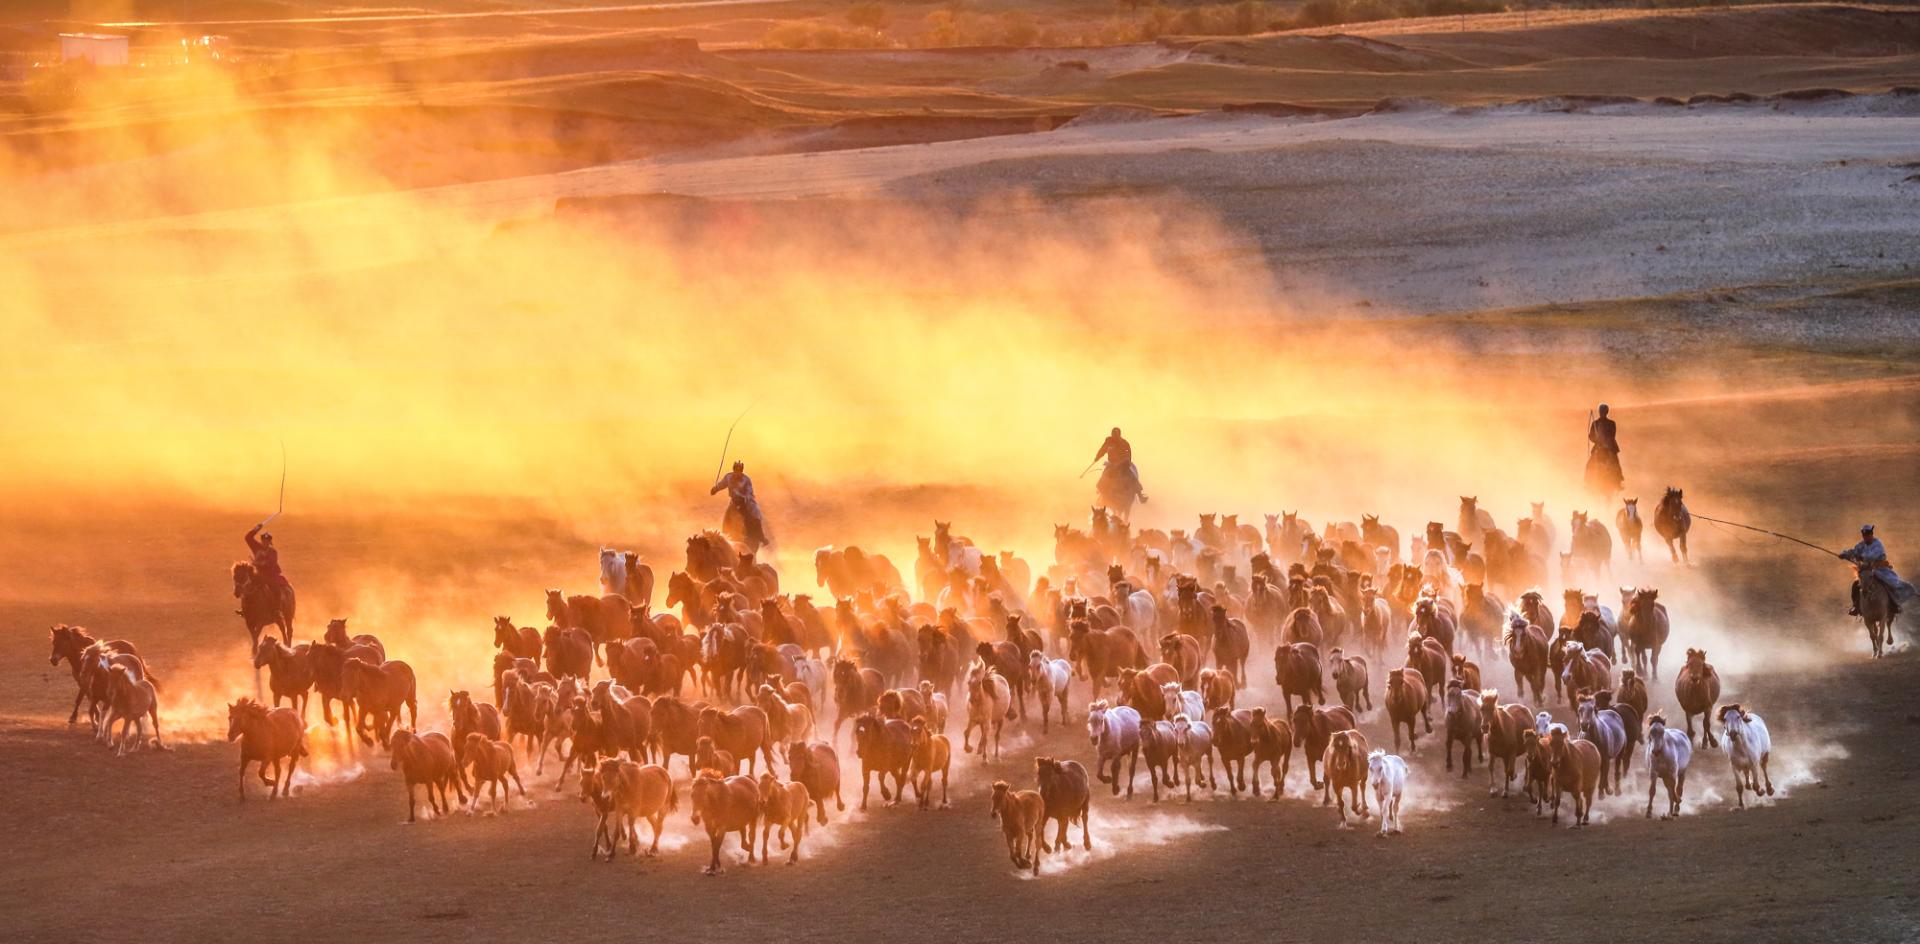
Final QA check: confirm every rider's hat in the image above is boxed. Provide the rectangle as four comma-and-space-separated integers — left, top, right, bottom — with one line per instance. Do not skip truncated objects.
732, 460, 744, 471
1861, 523, 1875, 534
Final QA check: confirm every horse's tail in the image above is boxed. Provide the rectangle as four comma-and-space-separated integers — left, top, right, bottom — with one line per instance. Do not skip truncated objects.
144, 666, 162, 693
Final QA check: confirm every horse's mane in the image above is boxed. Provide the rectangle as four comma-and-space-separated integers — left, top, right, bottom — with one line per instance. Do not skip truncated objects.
231, 561, 252, 577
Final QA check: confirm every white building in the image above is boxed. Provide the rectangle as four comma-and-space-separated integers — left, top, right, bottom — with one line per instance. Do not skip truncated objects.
59, 33, 128, 67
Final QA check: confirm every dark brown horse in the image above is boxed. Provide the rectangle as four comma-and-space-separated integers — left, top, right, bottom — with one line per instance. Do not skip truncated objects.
232, 561, 295, 648
1623, 588, 1671, 679
49, 625, 136, 726
1653, 487, 1692, 565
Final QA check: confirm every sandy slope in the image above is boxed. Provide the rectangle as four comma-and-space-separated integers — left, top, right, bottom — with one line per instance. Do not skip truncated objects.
16, 100, 1917, 315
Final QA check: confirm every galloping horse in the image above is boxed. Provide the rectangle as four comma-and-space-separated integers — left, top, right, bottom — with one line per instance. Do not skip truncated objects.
1654, 487, 1692, 565
231, 561, 295, 648
1858, 566, 1896, 659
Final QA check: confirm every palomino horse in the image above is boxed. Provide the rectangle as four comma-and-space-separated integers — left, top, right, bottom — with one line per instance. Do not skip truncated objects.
232, 561, 295, 648
1857, 567, 1896, 659
1653, 487, 1692, 564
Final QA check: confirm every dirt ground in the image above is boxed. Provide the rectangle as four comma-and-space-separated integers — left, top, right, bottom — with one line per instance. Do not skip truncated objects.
4, 368, 1918, 944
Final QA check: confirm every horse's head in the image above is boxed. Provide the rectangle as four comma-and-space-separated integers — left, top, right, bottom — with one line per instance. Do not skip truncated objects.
251, 636, 277, 669
226, 698, 263, 742
231, 562, 254, 597
48, 625, 81, 666
1460, 496, 1478, 514
1084, 702, 1110, 745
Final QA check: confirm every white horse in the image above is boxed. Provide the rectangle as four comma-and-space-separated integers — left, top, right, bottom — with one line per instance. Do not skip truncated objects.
1367, 750, 1408, 836
964, 670, 1011, 761
599, 548, 626, 597
1576, 695, 1627, 795
1086, 700, 1142, 798
1719, 705, 1775, 809
947, 543, 983, 579
1160, 682, 1204, 724
1123, 589, 1157, 633
1534, 710, 1554, 738
1028, 653, 1072, 732
793, 656, 827, 714
1170, 713, 1215, 801
1645, 713, 1693, 818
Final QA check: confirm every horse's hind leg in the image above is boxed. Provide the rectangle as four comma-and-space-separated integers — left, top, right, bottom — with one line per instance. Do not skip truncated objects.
1761, 753, 1774, 796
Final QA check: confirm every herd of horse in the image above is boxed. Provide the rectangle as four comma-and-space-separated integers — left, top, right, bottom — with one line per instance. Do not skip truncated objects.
45, 487, 1809, 875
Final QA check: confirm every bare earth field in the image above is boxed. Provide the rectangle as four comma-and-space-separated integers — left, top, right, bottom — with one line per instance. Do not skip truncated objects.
4, 3, 1920, 943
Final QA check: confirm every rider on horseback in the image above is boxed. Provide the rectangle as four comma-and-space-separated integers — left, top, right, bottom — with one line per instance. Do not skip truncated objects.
1843, 524, 1912, 617
1585, 403, 1624, 496
1093, 427, 1147, 509
245, 524, 291, 593
711, 460, 771, 551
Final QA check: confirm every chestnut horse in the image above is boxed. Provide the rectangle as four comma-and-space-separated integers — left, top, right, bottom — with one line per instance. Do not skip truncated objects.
228, 697, 307, 801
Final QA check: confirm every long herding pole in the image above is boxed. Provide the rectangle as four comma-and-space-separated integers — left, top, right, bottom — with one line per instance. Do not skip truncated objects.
712, 399, 761, 486
1692, 512, 1844, 560
259, 439, 286, 528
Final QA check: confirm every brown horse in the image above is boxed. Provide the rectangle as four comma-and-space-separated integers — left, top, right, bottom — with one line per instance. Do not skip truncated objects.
340, 658, 419, 747
252, 638, 314, 719
1385, 667, 1429, 753
390, 730, 462, 822
1292, 703, 1357, 789
1067, 622, 1145, 696
1547, 727, 1602, 826
228, 698, 306, 801
542, 625, 596, 681
492, 616, 542, 660
990, 781, 1046, 874
448, 690, 503, 789
1674, 648, 1722, 747
684, 531, 738, 583
758, 774, 812, 864
1623, 588, 1671, 679
587, 761, 676, 859
49, 625, 137, 726
1653, 487, 1692, 565
1273, 642, 1324, 714
1034, 756, 1092, 856
1404, 633, 1447, 711
104, 664, 165, 756
853, 712, 913, 809
1503, 616, 1549, 704
1323, 729, 1371, 826
907, 718, 952, 810
691, 770, 762, 874
1858, 566, 1897, 659
232, 561, 295, 648
1247, 707, 1294, 799
1481, 691, 1533, 797
461, 733, 526, 814
699, 705, 775, 775
787, 741, 844, 824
